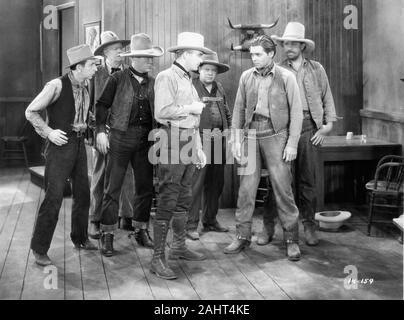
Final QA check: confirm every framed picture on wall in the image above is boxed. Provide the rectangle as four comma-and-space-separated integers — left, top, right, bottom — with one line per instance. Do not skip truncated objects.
84, 21, 101, 53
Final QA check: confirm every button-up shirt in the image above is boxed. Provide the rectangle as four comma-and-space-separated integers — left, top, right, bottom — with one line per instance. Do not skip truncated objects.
287, 59, 309, 111
154, 63, 200, 129
253, 64, 276, 118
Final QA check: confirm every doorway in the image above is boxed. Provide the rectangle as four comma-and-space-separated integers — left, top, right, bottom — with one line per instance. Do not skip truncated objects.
58, 6, 75, 75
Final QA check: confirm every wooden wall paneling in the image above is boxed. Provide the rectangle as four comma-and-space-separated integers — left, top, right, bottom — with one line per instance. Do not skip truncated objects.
163, 0, 171, 70
102, 0, 126, 38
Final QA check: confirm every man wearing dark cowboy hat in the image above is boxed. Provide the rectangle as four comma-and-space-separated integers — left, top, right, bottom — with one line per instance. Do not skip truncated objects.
95, 33, 163, 257
272, 22, 337, 246
152, 32, 211, 280
88, 31, 136, 240
26, 44, 101, 266
225, 35, 303, 261
186, 52, 232, 240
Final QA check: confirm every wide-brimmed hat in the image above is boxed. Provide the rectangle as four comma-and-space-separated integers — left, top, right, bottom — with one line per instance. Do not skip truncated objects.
198, 52, 229, 74
271, 22, 315, 52
94, 31, 130, 56
168, 32, 213, 54
66, 44, 102, 68
119, 33, 164, 58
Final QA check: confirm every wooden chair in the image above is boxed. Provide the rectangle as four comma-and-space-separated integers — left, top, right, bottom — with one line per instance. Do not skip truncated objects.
366, 155, 404, 236
1, 121, 29, 168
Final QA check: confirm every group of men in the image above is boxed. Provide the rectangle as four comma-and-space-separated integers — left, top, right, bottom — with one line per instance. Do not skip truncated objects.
25, 21, 336, 280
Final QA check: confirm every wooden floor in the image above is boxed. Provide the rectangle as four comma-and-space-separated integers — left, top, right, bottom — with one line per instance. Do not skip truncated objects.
0, 168, 402, 300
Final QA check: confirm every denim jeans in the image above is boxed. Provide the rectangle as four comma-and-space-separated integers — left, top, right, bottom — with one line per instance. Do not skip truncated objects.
100, 126, 153, 231
235, 120, 299, 241
31, 136, 90, 255
187, 137, 226, 230
156, 126, 197, 222
89, 148, 135, 223
294, 118, 318, 226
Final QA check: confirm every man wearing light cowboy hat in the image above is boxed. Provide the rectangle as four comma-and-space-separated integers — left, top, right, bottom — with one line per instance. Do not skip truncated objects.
26, 44, 101, 266
95, 33, 163, 257
88, 31, 136, 240
186, 52, 232, 240
152, 32, 212, 280
271, 22, 337, 246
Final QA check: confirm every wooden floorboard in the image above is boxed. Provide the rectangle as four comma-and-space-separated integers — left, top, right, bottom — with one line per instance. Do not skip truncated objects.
0, 168, 402, 300
63, 198, 84, 300
102, 231, 154, 300
0, 181, 40, 299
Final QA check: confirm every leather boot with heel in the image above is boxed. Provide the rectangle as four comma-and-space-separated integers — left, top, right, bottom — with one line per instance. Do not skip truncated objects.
257, 223, 275, 246
101, 233, 114, 257
150, 220, 177, 280
168, 213, 206, 261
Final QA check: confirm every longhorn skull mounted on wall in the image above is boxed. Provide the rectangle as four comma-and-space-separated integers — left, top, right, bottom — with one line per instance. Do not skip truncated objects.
227, 17, 280, 51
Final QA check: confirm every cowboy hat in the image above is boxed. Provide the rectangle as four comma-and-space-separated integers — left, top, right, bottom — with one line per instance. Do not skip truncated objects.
94, 31, 130, 56
198, 52, 230, 74
168, 32, 213, 54
119, 33, 164, 58
271, 22, 315, 52
66, 44, 102, 68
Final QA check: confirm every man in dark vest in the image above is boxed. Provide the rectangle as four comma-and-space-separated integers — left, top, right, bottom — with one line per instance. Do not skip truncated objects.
88, 31, 136, 240
26, 44, 100, 266
186, 52, 232, 240
225, 35, 304, 261
95, 33, 163, 257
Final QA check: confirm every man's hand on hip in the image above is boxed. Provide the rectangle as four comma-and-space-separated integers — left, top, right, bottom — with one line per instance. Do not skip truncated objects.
48, 129, 68, 146
96, 132, 109, 155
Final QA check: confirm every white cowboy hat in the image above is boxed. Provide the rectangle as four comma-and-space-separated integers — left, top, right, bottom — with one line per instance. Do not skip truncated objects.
94, 31, 130, 56
271, 22, 315, 52
198, 52, 230, 74
168, 32, 213, 54
66, 44, 102, 68
119, 33, 164, 58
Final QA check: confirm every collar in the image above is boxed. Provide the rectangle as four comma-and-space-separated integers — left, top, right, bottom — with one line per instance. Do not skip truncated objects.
286, 58, 308, 71
68, 71, 88, 89
129, 67, 149, 82
254, 62, 275, 77
201, 80, 217, 96
105, 60, 123, 74
173, 61, 191, 79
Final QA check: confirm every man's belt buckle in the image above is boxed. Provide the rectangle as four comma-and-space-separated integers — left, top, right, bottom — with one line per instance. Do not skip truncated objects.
76, 131, 84, 138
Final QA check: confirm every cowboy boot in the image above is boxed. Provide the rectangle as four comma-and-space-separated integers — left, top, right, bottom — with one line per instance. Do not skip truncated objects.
223, 238, 250, 254
88, 221, 101, 240
101, 233, 114, 257
134, 228, 154, 248
304, 222, 319, 246
257, 222, 275, 246
168, 213, 206, 261
284, 227, 301, 262
33, 251, 53, 267
150, 220, 177, 280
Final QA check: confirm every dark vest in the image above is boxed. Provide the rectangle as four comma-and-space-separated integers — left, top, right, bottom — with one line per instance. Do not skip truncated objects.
109, 69, 156, 131
193, 79, 229, 132
47, 74, 75, 135
244, 66, 289, 133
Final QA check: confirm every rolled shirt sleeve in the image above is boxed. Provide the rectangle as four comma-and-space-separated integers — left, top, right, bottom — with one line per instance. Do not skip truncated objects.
25, 79, 62, 139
